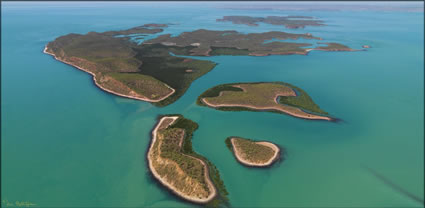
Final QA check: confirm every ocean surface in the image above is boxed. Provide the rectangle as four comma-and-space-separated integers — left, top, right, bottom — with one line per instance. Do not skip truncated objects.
2, 2, 424, 207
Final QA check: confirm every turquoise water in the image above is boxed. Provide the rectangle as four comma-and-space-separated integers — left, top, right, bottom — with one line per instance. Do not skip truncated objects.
2, 2, 423, 207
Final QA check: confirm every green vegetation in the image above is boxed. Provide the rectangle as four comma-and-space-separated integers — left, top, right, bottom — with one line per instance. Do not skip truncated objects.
102, 24, 164, 36
150, 115, 212, 202
46, 30, 216, 106
197, 85, 243, 106
278, 82, 328, 115
47, 26, 352, 106
48, 32, 141, 73
159, 127, 209, 191
133, 44, 217, 106
198, 82, 294, 106
229, 137, 277, 164
209, 47, 250, 56
144, 29, 322, 56
225, 137, 233, 152
316, 42, 353, 51
168, 116, 229, 207
142, 23, 168, 28
149, 115, 228, 206
107, 72, 173, 100
197, 82, 330, 119
216, 16, 325, 29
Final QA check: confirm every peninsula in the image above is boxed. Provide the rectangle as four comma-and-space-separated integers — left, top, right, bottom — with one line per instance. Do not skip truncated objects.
44, 26, 217, 107
148, 115, 228, 206
216, 15, 325, 29
45, 24, 355, 106
197, 82, 334, 121
225, 137, 280, 167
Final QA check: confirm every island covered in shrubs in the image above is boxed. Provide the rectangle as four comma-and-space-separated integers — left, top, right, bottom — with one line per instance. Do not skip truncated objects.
225, 137, 281, 167
147, 115, 228, 206
45, 23, 355, 106
197, 82, 334, 121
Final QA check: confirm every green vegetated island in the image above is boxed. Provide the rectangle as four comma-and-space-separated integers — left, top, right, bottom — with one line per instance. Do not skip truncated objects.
148, 115, 228, 206
197, 82, 334, 121
225, 137, 280, 167
45, 22, 356, 107
217, 15, 325, 29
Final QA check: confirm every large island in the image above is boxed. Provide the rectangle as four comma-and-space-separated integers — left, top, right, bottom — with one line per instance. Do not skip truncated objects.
148, 115, 228, 206
45, 24, 355, 106
225, 137, 281, 167
197, 82, 334, 121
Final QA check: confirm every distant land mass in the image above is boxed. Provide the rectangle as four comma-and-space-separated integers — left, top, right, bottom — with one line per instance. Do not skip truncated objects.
45, 23, 355, 107
216, 15, 325, 28
216, 2, 424, 12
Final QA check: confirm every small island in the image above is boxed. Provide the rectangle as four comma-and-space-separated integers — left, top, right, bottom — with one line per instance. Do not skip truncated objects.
148, 115, 228, 206
142, 23, 168, 28
197, 82, 334, 121
216, 16, 325, 29
312, 42, 358, 52
45, 24, 356, 106
225, 137, 280, 167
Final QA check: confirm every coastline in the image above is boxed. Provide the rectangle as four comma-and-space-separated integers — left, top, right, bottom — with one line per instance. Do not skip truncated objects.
147, 116, 217, 204
305, 48, 361, 53
248, 47, 359, 57
201, 97, 332, 121
43, 45, 175, 103
230, 138, 280, 167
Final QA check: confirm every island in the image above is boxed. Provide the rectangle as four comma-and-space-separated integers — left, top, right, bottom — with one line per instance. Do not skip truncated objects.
197, 82, 335, 121
148, 115, 228, 206
312, 42, 358, 52
143, 29, 324, 56
225, 137, 280, 167
44, 26, 217, 107
216, 15, 325, 29
45, 24, 355, 106
142, 23, 168, 28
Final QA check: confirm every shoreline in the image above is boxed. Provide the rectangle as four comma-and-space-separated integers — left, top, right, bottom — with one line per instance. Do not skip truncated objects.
305, 48, 362, 53
230, 138, 280, 167
201, 97, 332, 121
43, 45, 175, 103
248, 47, 359, 57
147, 116, 217, 204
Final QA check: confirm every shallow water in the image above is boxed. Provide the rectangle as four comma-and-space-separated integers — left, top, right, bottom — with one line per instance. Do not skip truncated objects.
2, 2, 424, 207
